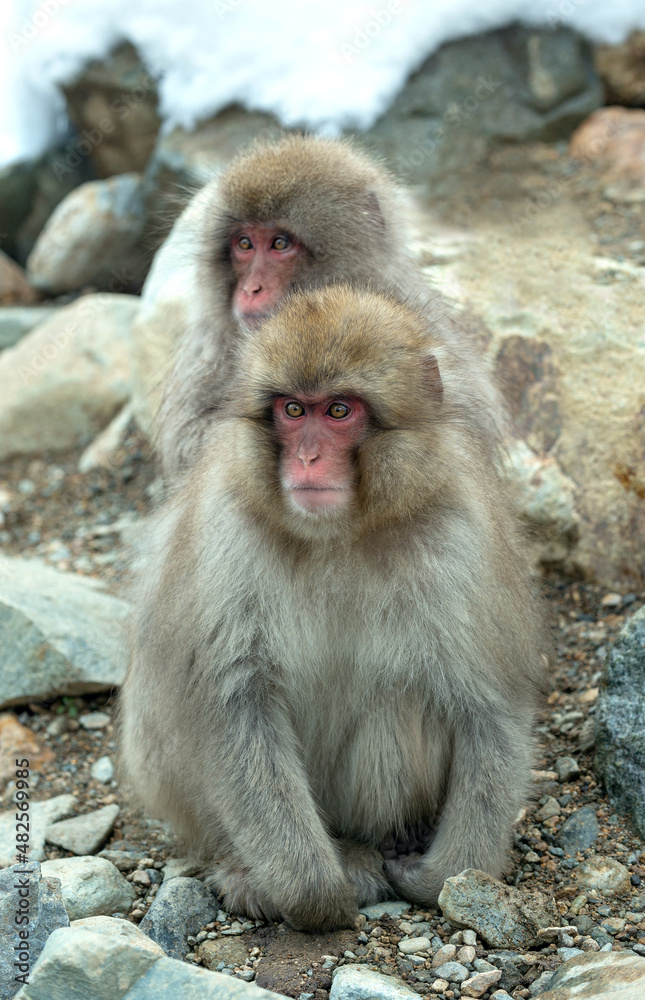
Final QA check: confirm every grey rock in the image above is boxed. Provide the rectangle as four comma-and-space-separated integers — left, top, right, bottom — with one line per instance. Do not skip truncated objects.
0, 294, 136, 462
0, 141, 93, 264
489, 955, 522, 993
398, 936, 430, 955
555, 756, 580, 782
0, 795, 76, 867
91, 756, 115, 783
461, 969, 501, 995
139, 877, 218, 960
198, 937, 248, 969
0, 308, 57, 351
13, 919, 163, 1000
0, 556, 128, 709
0, 862, 69, 1000
555, 805, 600, 855
434, 960, 469, 982
330, 965, 420, 1000
557, 946, 584, 961
528, 970, 554, 996
40, 856, 136, 920
360, 25, 602, 184
539, 950, 645, 998
46, 804, 119, 855
79, 711, 111, 730
124, 955, 284, 1000
439, 869, 558, 949
26, 173, 147, 294
572, 856, 631, 897
595, 607, 645, 837
431, 943, 457, 965
358, 900, 410, 919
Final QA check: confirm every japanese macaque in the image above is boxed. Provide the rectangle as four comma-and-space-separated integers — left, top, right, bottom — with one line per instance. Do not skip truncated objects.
157, 134, 442, 481
121, 285, 542, 931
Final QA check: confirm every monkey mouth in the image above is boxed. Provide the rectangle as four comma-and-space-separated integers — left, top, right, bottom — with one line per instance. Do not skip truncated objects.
286, 485, 349, 513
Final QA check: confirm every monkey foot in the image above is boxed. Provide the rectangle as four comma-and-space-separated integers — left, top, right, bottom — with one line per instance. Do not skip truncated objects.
380, 823, 433, 861
206, 862, 281, 922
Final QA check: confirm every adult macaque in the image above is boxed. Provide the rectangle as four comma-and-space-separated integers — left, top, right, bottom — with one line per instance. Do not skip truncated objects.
157, 134, 436, 480
122, 285, 542, 930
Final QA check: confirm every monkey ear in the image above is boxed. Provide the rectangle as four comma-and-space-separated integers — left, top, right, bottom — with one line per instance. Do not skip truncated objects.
422, 354, 444, 403
363, 191, 386, 229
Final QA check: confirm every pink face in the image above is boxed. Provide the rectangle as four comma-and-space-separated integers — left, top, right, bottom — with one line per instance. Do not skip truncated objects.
273, 395, 369, 513
231, 225, 304, 327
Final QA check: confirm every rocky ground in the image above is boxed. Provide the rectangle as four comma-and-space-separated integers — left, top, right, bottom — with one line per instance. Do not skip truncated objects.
1, 142, 644, 1000
0, 423, 644, 1000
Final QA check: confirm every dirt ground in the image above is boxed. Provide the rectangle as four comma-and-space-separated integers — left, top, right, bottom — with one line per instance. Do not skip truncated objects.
1, 142, 644, 998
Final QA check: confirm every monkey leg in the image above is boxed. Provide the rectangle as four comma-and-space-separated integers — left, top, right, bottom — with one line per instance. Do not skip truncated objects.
205, 675, 358, 931
336, 840, 394, 906
383, 715, 530, 905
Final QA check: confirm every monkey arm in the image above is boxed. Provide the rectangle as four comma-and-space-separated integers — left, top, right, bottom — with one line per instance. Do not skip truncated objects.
384, 708, 532, 904
203, 666, 359, 931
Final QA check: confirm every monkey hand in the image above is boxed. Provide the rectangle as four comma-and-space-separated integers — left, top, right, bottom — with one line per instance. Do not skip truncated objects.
280, 870, 360, 933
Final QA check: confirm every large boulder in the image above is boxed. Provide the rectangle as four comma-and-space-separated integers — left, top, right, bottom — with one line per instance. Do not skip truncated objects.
0, 862, 69, 999
0, 293, 137, 461
62, 42, 161, 178
595, 607, 645, 837
0, 555, 128, 709
420, 186, 645, 587
26, 175, 147, 293
361, 25, 602, 184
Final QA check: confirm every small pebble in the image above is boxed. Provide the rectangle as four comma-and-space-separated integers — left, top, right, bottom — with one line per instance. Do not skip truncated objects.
90, 756, 114, 783
432, 943, 457, 965
434, 961, 469, 983
238, 970, 255, 982
555, 757, 580, 782
79, 711, 111, 730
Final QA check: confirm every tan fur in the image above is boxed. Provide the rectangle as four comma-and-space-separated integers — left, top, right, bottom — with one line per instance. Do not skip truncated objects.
121, 285, 543, 931
156, 134, 481, 481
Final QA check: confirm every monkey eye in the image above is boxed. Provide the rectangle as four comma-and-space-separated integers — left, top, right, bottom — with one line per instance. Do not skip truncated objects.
327, 403, 350, 419
272, 235, 291, 251
237, 235, 253, 250
285, 401, 305, 418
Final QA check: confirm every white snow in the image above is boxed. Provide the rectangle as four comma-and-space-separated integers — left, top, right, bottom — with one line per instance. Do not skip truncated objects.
1, 0, 643, 169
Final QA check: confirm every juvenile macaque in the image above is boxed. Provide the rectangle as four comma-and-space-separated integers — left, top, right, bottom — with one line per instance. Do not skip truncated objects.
122, 285, 542, 930
157, 134, 436, 480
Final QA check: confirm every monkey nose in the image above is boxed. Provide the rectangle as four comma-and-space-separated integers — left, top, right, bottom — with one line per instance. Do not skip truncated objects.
297, 448, 320, 467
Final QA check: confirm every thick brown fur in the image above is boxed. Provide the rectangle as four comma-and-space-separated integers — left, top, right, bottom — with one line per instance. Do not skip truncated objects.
121, 285, 543, 931
156, 134, 460, 480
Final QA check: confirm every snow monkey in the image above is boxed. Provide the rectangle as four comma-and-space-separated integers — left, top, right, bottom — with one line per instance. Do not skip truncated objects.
121, 284, 543, 931
158, 134, 443, 480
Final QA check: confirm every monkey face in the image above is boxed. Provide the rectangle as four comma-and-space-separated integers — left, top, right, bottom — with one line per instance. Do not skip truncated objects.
273, 394, 369, 515
231, 225, 304, 328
